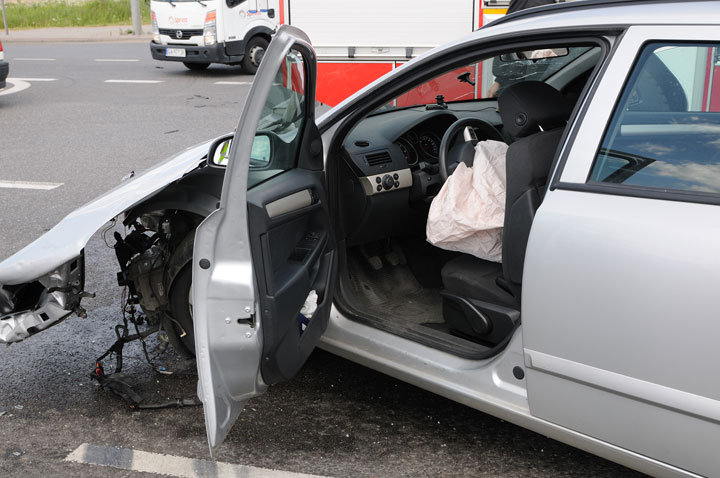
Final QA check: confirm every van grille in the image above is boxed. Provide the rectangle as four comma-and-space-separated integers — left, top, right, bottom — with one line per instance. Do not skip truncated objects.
159, 29, 203, 40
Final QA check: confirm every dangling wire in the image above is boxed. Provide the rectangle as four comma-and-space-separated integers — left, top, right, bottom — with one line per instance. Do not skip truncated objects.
102, 218, 117, 248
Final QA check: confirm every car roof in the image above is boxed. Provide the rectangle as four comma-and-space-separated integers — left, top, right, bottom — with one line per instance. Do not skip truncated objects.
487, 0, 720, 30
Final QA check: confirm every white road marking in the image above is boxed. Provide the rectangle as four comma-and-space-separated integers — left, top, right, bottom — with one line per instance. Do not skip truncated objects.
0, 79, 31, 96
95, 59, 140, 62
8, 77, 57, 82
13, 57, 56, 61
214, 81, 253, 85
105, 79, 163, 84
0, 180, 63, 190
65, 443, 328, 478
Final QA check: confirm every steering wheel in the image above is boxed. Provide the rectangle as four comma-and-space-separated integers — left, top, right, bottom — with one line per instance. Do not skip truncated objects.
439, 118, 505, 181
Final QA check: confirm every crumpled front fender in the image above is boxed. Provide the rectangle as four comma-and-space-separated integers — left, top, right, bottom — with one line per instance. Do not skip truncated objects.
0, 138, 218, 286
0, 134, 228, 344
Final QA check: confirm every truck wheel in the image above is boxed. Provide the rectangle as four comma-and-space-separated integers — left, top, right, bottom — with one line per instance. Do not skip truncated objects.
242, 36, 269, 74
183, 62, 210, 71
168, 264, 195, 356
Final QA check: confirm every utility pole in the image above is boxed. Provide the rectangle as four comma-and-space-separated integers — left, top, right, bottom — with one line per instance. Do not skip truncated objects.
1, 0, 8, 35
130, 0, 143, 35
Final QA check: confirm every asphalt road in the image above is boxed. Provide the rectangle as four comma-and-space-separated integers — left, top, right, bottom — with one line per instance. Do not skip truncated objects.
0, 42, 644, 477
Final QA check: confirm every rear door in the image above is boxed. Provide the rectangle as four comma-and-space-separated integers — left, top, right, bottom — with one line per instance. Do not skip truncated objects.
523, 26, 720, 476
192, 25, 336, 453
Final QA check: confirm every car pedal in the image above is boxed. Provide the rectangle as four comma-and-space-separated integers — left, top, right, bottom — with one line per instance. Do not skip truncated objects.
367, 255, 383, 270
391, 243, 407, 265
359, 244, 384, 270
385, 251, 401, 266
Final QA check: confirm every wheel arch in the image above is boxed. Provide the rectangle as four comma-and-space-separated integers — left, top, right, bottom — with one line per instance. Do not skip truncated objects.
122, 166, 222, 290
243, 25, 273, 44
123, 186, 218, 224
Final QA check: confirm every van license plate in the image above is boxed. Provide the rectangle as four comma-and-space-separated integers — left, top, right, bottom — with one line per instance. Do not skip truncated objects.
166, 48, 186, 58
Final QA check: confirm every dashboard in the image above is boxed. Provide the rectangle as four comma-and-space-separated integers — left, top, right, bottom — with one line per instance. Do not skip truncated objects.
396, 125, 444, 167
342, 103, 503, 193
339, 101, 504, 245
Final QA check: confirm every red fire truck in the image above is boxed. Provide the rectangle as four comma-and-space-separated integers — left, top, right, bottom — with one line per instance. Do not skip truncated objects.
281, 0, 522, 106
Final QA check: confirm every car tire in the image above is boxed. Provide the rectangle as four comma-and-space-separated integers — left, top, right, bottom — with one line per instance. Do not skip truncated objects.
241, 36, 269, 74
183, 62, 210, 71
168, 264, 195, 356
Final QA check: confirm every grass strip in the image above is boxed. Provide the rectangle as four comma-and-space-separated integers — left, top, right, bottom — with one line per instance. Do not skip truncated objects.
5, 0, 151, 29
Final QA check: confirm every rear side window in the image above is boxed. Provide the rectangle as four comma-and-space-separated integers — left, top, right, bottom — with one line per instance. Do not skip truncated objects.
589, 43, 720, 194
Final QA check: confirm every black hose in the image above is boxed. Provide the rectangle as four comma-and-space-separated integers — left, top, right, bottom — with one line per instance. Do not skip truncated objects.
134, 398, 201, 409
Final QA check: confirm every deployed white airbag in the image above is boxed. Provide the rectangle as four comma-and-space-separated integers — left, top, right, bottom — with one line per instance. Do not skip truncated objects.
426, 140, 508, 263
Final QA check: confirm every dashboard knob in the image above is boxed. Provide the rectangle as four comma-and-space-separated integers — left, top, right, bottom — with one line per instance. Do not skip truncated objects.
382, 174, 395, 190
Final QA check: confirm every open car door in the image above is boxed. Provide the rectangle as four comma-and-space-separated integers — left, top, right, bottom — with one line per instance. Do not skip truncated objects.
192, 25, 336, 453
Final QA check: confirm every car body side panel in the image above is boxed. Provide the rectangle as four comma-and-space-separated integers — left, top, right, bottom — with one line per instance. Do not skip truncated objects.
523, 25, 720, 478
319, 311, 699, 478
0, 138, 219, 286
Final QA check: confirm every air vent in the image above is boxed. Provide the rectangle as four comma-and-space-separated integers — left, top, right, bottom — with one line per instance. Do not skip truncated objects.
365, 151, 392, 167
354, 140, 370, 147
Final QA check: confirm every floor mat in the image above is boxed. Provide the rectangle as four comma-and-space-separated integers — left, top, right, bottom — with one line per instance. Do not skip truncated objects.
344, 253, 444, 327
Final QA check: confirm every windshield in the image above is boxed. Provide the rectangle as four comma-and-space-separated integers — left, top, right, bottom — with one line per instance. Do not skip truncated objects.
373, 45, 593, 114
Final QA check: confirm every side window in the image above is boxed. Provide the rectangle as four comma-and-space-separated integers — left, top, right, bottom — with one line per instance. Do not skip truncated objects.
589, 43, 720, 194
248, 49, 306, 188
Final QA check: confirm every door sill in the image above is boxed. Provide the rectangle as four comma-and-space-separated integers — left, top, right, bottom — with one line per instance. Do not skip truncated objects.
334, 278, 516, 360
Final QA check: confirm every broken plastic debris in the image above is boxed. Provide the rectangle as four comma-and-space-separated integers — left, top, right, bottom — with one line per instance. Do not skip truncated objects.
14, 405, 23, 410
297, 291, 318, 335
300, 290, 318, 318
12, 452, 21, 456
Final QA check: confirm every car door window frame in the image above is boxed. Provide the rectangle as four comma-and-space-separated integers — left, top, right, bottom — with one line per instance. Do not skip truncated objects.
552, 25, 720, 206
321, 33, 610, 353
318, 31, 611, 135
322, 34, 610, 235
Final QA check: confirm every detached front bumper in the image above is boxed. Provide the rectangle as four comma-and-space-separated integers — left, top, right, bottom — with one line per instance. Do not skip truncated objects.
0, 254, 87, 343
149, 42, 242, 64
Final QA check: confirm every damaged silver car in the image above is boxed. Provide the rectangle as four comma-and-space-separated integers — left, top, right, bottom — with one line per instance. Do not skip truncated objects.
3, 2, 720, 477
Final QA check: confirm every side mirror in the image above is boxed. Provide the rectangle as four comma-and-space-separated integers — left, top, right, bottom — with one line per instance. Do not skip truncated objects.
207, 133, 273, 168
208, 135, 233, 168
249, 134, 272, 167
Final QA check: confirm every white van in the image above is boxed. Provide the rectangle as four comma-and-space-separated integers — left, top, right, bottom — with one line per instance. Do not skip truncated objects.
147, 0, 515, 77
149, 0, 279, 73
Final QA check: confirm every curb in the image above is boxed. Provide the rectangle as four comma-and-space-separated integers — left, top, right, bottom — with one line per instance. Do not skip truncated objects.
0, 25, 154, 44
1, 36, 153, 43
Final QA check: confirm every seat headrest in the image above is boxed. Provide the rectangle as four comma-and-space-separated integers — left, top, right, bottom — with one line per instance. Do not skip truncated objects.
498, 81, 572, 138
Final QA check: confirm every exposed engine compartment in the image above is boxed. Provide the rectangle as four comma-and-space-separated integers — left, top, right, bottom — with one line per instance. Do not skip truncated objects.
113, 210, 202, 356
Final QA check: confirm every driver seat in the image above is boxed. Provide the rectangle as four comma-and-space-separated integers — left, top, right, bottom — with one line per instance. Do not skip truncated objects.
440, 81, 572, 343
